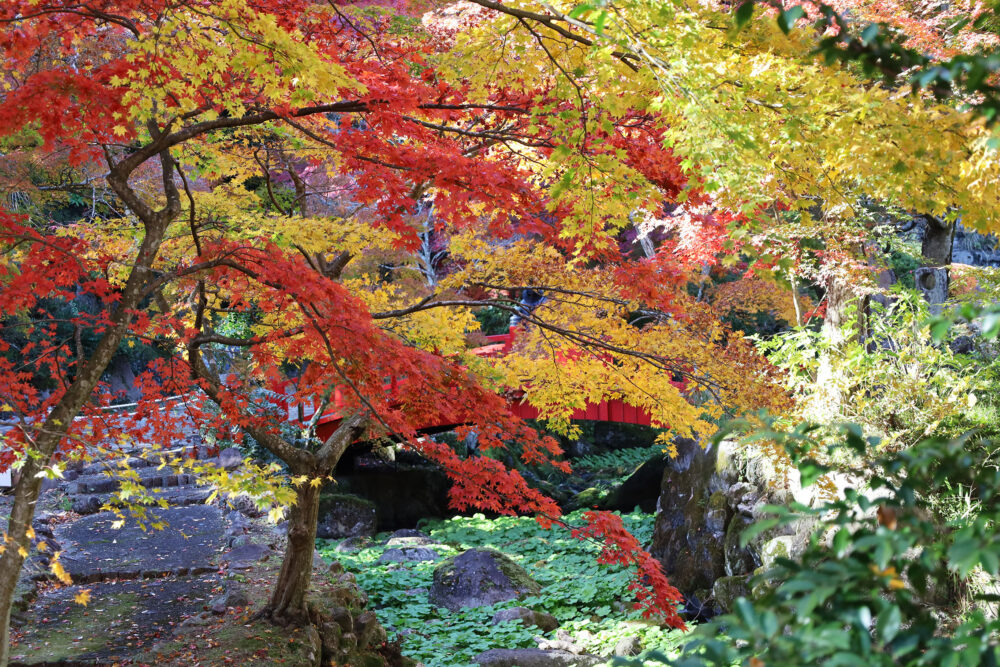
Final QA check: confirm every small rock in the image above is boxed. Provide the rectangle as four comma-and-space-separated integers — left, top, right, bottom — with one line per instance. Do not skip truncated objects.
950, 335, 975, 355
227, 535, 250, 548
209, 589, 250, 614
340, 632, 358, 653
225, 543, 271, 569
613, 634, 642, 657
228, 495, 264, 518
71, 496, 101, 515
475, 648, 604, 666
759, 536, 796, 569
537, 629, 584, 654
491, 607, 559, 632
330, 605, 353, 634
386, 529, 439, 547
219, 447, 243, 471
320, 621, 342, 654
179, 611, 214, 628
378, 547, 439, 564
355, 610, 387, 650
389, 528, 427, 539
335, 536, 372, 552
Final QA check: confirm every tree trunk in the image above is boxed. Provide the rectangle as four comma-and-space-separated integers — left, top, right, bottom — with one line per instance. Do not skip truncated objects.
919, 215, 955, 308
0, 153, 177, 667
266, 481, 322, 627
813, 274, 866, 422
922, 215, 955, 267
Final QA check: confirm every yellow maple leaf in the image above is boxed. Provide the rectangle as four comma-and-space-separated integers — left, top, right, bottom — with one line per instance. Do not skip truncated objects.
51, 558, 73, 585
870, 564, 906, 591
74, 589, 92, 606
17, 546, 27, 559
25, 526, 34, 541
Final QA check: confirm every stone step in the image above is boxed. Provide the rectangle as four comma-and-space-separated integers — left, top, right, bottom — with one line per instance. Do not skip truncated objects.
69, 486, 214, 515
67, 466, 201, 495
54, 505, 225, 582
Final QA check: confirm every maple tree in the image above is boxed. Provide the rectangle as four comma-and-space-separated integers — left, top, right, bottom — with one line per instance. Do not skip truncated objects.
0, 0, 792, 659
5, 0, 996, 663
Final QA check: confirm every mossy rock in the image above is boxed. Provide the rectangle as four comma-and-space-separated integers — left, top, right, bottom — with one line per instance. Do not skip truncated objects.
712, 575, 751, 613
317, 493, 377, 539
429, 548, 540, 611
568, 487, 606, 510
723, 514, 758, 576
750, 566, 778, 600
759, 536, 795, 569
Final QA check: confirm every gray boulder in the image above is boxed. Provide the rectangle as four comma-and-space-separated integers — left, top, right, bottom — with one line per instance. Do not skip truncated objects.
386, 529, 439, 547
474, 649, 604, 666
614, 634, 642, 656
712, 575, 750, 613
71, 495, 101, 515
219, 447, 243, 471
649, 438, 730, 593
225, 543, 272, 570
430, 548, 540, 611
316, 494, 376, 539
378, 547, 440, 564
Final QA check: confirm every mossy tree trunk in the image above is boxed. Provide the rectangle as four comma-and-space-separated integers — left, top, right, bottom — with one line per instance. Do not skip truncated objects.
267, 481, 322, 626
0, 149, 180, 667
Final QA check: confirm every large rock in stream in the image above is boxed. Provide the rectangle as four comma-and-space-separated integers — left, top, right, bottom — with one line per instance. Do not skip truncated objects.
429, 549, 540, 611
649, 438, 733, 594
649, 437, 833, 614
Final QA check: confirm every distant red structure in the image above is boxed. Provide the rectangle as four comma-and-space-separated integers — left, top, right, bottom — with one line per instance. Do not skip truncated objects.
274, 327, 683, 442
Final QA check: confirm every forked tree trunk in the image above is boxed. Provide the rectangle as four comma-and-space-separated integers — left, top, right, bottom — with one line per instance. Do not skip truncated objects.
0, 213, 174, 666
266, 481, 322, 626
0, 147, 178, 667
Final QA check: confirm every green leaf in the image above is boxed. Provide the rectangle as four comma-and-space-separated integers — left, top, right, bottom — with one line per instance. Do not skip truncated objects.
929, 316, 954, 341
877, 605, 902, 642
777, 6, 805, 34
734, 1, 755, 30
860, 24, 879, 46
799, 460, 830, 487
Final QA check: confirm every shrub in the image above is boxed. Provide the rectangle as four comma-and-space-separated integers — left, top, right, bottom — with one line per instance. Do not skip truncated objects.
630, 423, 1000, 667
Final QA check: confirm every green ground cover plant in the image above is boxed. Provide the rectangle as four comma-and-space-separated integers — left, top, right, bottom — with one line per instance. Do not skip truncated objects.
317, 510, 687, 667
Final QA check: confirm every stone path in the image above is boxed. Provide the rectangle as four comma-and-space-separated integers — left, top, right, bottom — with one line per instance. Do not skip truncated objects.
56, 505, 224, 582
10, 575, 221, 666
6, 440, 284, 665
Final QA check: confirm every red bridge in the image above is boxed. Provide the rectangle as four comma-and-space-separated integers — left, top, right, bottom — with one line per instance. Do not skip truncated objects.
276, 327, 682, 442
